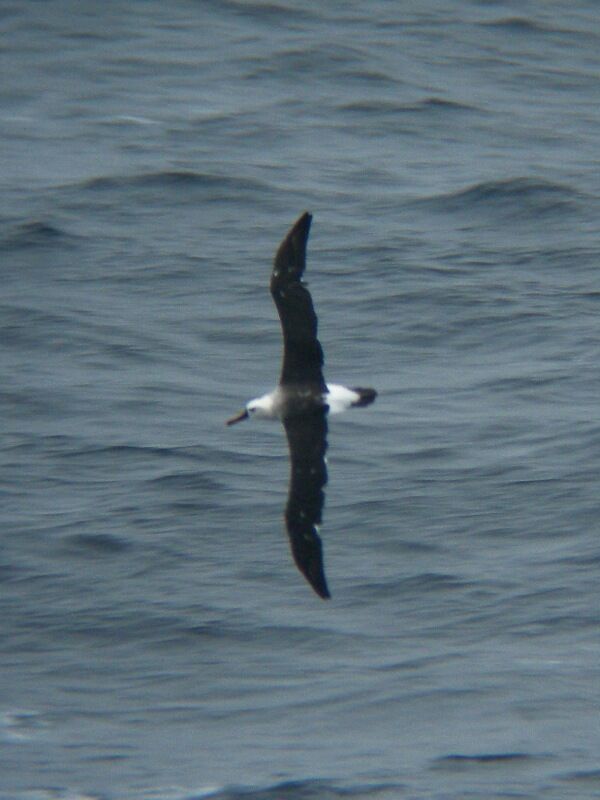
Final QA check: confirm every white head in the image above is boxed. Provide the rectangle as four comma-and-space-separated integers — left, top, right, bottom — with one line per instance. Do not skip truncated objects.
226, 392, 277, 425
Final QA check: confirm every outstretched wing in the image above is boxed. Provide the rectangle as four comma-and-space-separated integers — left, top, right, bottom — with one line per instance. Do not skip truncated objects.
270, 212, 326, 391
283, 408, 330, 599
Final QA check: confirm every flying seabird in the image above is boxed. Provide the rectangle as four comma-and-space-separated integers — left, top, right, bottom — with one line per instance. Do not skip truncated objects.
227, 212, 377, 599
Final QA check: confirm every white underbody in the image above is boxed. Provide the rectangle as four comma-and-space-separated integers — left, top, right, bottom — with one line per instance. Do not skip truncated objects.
248, 383, 359, 420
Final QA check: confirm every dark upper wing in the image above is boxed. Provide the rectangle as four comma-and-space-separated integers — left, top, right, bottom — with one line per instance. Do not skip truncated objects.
283, 408, 330, 599
270, 212, 326, 391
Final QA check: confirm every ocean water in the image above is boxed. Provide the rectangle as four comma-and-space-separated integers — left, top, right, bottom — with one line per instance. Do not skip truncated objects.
2, 1, 600, 798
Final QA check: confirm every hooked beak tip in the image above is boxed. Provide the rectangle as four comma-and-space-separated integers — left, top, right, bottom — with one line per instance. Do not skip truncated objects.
226, 409, 249, 426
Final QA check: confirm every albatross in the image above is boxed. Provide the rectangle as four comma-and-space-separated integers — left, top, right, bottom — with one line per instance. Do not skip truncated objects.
227, 212, 377, 599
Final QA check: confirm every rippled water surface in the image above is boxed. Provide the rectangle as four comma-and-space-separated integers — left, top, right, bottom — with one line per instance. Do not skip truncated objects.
2, 2, 600, 799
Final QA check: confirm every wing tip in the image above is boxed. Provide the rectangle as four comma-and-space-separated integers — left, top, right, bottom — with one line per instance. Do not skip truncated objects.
286, 211, 312, 254
291, 549, 331, 599
294, 558, 331, 600
288, 523, 331, 600
308, 570, 331, 600
296, 210, 312, 232
315, 583, 331, 600
272, 212, 313, 278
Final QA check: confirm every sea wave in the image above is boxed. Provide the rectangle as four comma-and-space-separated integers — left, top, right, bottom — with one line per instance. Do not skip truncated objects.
414, 177, 584, 218
80, 170, 275, 199
0, 220, 77, 251
200, 779, 405, 800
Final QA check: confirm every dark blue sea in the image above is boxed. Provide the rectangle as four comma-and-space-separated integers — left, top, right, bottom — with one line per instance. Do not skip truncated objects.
2, 2, 600, 798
